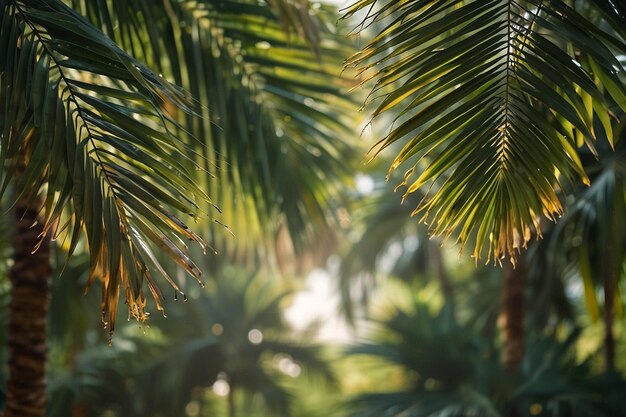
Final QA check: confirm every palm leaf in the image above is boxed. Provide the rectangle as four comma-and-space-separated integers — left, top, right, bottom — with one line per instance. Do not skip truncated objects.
344, 0, 626, 263
0, 0, 212, 338
347, 303, 501, 417
70, 0, 359, 267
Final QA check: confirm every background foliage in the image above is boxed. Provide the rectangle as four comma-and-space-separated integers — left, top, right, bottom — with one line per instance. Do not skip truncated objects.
1, 1, 626, 417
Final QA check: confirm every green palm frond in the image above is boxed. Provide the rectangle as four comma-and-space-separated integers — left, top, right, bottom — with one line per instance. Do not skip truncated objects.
48, 346, 136, 417
0, 0, 211, 337
72, 0, 359, 264
347, 303, 500, 417
344, 0, 626, 263
265, 0, 322, 49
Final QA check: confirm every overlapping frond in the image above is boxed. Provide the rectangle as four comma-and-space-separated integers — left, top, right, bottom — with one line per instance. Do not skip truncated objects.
0, 0, 212, 337
72, 0, 358, 265
348, 297, 626, 417
344, 0, 626, 263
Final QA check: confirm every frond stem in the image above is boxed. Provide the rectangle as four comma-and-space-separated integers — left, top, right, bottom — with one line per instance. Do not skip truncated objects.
500, 0, 514, 173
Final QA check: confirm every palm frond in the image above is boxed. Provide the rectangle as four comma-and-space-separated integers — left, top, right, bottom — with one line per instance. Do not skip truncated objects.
346, 303, 500, 417
0, 0, 212, 337
348, 300, 626, 417
344, 0, 626, 262
48, 347, 136, 417
71, 0, 359, 266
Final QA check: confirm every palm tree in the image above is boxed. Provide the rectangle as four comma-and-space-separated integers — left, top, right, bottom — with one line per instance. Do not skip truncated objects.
342, 0, 626, 385
1, 2, 210, 414
130, 271, 334, 417
338, 177, 454, 321
1, 1, 352, 416
30, 269, 332, 417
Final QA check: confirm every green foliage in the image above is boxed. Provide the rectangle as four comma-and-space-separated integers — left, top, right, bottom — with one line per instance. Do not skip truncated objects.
344, 0, 626, 262
70, 0, 358, 264
137, 271, 333, 417
0, 0, 210, 336
3, 2, 626, 417
347, 301, 626, 417
43, 271, 334, 417
338, 181, 444, 321
0, 0, 356, 336
547, 138, 626, 321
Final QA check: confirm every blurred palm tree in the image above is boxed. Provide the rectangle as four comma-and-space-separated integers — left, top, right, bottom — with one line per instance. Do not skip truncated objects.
137, 271, 334, 417
341, 0, 626, 380
347, 299, 626, 417
542, 137, 626, 371
338, 178, 454, 322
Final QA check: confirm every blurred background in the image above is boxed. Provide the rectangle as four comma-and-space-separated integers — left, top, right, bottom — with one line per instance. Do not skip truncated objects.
1, 1, 625, 417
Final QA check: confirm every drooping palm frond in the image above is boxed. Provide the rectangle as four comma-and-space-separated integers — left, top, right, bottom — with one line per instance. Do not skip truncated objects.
548, 138, 626, 315
344, 0, 626, 263
0, 0, 213, 337
71, 0, 359, 266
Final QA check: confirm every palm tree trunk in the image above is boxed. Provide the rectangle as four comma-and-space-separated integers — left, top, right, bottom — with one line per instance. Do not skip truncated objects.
5, 189, 51, 417
227, 386, 236, 417
72, 403, 87, 417
499, 257, 527, 374
499, 256, 527, 417
603, 186, 623, 373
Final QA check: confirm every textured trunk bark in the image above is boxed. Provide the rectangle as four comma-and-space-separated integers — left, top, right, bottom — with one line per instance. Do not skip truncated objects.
5, 192, 51, 417
499, 256, 527, 417
72, 403, 87, 417
499, 257, 527, 374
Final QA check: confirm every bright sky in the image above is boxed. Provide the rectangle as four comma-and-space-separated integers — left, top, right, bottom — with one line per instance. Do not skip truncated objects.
285, 268, 354, 343
323, 0, 351, 8
283, 0, 368, 343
